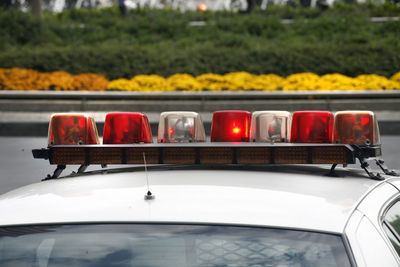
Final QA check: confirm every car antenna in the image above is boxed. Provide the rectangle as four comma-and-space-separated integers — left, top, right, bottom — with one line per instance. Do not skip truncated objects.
143, 152, 155, 200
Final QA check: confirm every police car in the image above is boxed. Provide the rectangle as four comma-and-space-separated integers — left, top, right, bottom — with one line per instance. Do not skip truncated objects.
1, 110, 400, 266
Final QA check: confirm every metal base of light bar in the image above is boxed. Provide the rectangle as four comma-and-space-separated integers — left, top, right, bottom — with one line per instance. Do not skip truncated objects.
32, 143, 396, 180
33, 143, 356, 166
42, 164, 66, 181
375, 159, 400, 177
350, 144, 398, 180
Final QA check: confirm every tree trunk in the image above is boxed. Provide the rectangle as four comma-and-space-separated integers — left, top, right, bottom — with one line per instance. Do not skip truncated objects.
246, 0, 255, 12
31, 0, 43, 18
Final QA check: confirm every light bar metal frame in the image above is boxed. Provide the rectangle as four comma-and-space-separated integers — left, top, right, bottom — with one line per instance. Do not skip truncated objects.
33, 143, 357, 166
31, 143, 396, 180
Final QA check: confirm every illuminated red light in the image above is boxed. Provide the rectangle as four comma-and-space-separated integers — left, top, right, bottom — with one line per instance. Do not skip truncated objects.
291, 111, 333, 143
211, 111, 251, 142
48, 114, 99, 146
103, 113, 153, 144
334, 111, 379, 145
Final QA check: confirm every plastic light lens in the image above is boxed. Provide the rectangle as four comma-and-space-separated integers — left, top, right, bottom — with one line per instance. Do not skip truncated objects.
211, 111, 251, 142
103, 113, 153, 144
291, 111, 333, 143
158, 112, 206, 143
250, 111, 291, 142
48, 113, 99, 146
334, 111, 380, 145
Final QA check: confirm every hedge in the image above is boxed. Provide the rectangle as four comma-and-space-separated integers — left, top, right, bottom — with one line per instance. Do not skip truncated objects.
1, 7, 399, 50
0, 6, 399, 78
0, 44, 399, 79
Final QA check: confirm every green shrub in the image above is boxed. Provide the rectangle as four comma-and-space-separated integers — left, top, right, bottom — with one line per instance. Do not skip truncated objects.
1, 6, 399, 49
0, 6, 399, 77
0, 43, 398, 79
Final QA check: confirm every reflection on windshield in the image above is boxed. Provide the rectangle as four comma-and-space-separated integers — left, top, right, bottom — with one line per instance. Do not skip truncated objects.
0, 224, 351, 267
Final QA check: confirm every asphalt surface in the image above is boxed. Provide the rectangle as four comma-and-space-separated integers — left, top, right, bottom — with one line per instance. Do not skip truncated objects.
0, 136, 399, 196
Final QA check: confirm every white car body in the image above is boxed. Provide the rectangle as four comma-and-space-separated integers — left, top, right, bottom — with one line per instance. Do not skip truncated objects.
1, 164, 400, 266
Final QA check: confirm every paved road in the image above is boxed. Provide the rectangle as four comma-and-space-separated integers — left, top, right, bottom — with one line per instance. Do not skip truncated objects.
1, 136, 400, 195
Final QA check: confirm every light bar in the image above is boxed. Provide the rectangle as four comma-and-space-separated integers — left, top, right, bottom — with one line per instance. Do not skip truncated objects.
157, 112, 206, 143
211, 111, 251, 142
33, 143, 357, 165
291, 111, 333, 143
334, 111, 380, 145
103, 112, 153, 144
250, 111, 291, 143
47, 113, 99, 146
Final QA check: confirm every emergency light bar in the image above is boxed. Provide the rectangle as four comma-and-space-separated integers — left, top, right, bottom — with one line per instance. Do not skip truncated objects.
33, 110, 399, 181
33, 143, 357, 165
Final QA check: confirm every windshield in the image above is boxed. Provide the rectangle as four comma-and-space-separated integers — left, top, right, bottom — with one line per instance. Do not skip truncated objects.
0, 224, 351, 267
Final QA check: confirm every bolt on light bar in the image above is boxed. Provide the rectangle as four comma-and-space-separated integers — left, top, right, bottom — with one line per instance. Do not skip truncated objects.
158, 112, 206, 143
250, 111, 291, 143
103, 112, 153, 144
211, 111, 251, 142
47, 113, 99, 146
334, 111, 380, 145
291, 111, 333, 143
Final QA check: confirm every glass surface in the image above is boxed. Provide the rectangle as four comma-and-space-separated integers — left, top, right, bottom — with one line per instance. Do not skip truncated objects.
334, 113, 374, 144
384, 200, 400, 256
158, 112, 206, 143
48, 114, 99, 145
383, 223, 400, 256
385, 201, 400, 234
211, 111, 251, 142
291, 112, 333, 143
167, 116, 195, 142
254, 115, 287, 142
103, 113, 153, 144
0, 224, 351, 267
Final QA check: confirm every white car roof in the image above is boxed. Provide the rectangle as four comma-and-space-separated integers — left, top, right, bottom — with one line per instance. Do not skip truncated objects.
0, 165, 387, 233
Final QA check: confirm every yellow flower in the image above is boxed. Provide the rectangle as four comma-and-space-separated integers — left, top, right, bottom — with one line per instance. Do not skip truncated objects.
223, 72, 255, 91
282, 73, 321, 91
107, 78, 139, 91
73, 73, 109, 91
132, 75, 170, 91
320, 74, 359, 90
40, 71, 75, 91
1, 68, 399, 91
355, 74, 399, 90
0, 68, 41, 91
390, 72, 400, 84
252, 74, 284, 91
196, 73, 227, 91
167, 73, 202, 91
